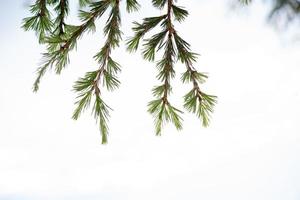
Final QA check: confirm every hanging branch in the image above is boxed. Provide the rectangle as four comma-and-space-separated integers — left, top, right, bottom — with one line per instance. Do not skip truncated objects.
40, 0, 71, 55
33, 0, 111, 92
22, 0, 53, 43
128, 0, 184, 135
171, 5, 217, 127
73, 0, 139, 144
127, 0, 216, 134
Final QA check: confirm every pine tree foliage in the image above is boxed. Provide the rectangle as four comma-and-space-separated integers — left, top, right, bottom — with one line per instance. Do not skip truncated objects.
127, 0, 217, 134
23, 0, 216, 143
22, 0, 53, 43
73, 0, 123, 144
79, 0, 92, 7
239, 0, 300, 24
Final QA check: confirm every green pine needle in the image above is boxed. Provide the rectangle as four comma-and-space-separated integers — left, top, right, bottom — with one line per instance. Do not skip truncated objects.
172, 5, 189, 22
126, 15, 167, 52
148, 99, 183, 135
152, 0, 167, 9
184, 89, 217, 127
126, 0, 140, 12
79, 0, 91, 7
22, 0, 53, 43
92, 95, 111, 144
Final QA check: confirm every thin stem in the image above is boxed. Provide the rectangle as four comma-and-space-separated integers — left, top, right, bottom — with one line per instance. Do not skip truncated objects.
58, 0, 67, 35
94, 0, 120, 91
162, 0, 173, 104
39, 0, 46, 16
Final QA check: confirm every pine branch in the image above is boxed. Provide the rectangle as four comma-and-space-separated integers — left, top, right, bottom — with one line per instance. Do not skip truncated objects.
32, 0, 111, 92
73, 0, 122, 144
52, 0, 69, 36
128, 0, 217, 134
22, 0, 53, 43
126, 15, 167, 52
150, 0, 183, 134
173, 29, 217, 126
72, 70, 112, 144
128, 0, 183, 135
148, 33, 184, 135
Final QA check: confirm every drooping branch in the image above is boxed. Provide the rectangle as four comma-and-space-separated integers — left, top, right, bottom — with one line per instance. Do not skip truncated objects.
171, 6, 217, 126
128, 0, 184, 135
73, 0, 135, 144
128, 0, 216, 133
33, 0, 111, 92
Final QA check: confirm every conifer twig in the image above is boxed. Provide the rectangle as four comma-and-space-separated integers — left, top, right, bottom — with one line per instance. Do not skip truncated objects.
128, 0, 184, 135
128, 0, 216, 134
22, 0, 53, 43
73, 0, 139, 144
33, 0, 111, 92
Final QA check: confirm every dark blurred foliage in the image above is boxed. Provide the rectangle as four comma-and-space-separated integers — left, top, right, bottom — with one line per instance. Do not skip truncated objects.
269, 0, 300, 24
240, 0, 300, 25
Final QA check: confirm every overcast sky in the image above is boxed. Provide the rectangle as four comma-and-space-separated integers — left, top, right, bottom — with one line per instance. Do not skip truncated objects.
0, 0, 300, 199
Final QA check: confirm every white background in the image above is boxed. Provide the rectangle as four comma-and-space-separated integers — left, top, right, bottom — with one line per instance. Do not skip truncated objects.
0, 0, 299, 199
